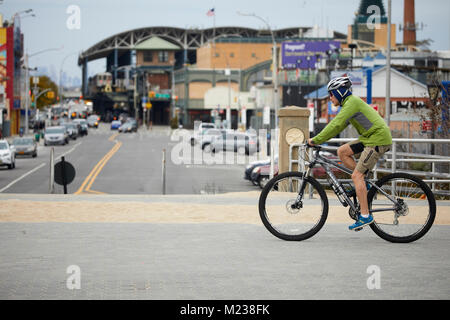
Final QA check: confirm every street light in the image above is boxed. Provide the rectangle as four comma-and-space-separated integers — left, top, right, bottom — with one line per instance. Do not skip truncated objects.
236, 11, 279, 132
59, 52, 78, 107
237, 11, 279, 178
22, 46, 63, 134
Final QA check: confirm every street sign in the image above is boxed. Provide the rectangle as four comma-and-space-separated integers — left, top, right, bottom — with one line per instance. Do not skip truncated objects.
146, 102, 152, 109
54, 157, 76, 194
47, 91, 55, 99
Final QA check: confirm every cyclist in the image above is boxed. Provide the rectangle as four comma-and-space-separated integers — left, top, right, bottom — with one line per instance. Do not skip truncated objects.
307, 76, 392, 231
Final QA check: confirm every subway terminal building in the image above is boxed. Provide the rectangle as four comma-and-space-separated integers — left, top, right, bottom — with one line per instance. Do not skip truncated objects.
78, 25, 354, 129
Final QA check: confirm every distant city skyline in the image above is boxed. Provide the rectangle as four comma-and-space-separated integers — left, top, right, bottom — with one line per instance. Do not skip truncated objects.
1, 0, 449, 87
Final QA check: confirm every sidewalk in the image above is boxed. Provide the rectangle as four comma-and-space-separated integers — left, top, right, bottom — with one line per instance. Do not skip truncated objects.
0, 192, 448, 225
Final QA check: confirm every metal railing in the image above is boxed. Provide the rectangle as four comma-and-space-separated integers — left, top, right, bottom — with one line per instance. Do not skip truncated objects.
289, 138, 450, 195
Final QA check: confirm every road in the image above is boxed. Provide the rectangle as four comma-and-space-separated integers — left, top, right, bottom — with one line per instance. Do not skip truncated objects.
0, 123, 261, 195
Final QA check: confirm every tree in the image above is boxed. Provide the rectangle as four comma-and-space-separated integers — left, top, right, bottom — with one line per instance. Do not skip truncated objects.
29, 76, 59, 109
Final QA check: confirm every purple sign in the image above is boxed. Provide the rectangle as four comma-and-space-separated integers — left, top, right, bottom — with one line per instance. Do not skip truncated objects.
281, 41, 341, 70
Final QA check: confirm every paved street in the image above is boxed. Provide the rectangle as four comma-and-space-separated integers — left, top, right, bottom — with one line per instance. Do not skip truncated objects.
0, 221, 448, 300
1, 124, 449, 300
0, 124, 260, 195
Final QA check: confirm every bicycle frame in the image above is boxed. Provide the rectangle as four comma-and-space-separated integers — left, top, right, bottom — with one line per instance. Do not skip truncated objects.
297, 146, 400, 214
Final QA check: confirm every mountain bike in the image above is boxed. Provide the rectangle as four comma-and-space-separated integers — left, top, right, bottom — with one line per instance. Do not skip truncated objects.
258, 144, 436, 243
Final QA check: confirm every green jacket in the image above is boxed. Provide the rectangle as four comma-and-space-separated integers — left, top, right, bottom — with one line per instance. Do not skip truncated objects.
312, 95, 392, 146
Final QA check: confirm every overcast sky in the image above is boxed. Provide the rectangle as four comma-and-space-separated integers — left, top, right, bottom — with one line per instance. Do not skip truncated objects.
1, 0, 449, 82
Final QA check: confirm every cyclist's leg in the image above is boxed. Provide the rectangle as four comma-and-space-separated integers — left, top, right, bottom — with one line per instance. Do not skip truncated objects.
337, 140, 363, 170
354, 145, 387, 215
352, 169, 369, 215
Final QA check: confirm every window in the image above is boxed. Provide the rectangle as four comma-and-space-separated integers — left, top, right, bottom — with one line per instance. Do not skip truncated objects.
158, 51, 169, 62
427, 60, 438, 68
415, 59, 426, 67
143, 51, 153, 62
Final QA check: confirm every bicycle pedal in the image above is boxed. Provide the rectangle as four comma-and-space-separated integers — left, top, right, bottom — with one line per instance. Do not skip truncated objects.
354, 227, 364, 232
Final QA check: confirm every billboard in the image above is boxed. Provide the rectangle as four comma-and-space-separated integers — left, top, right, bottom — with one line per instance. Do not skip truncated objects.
281, 41, 341, 70
330, 70, 364, 87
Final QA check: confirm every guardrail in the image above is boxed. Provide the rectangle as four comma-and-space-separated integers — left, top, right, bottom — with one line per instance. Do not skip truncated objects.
304, 138, 450, 195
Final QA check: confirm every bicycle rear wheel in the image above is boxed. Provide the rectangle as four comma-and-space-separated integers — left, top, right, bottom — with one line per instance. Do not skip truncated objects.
258, 172, 329, 241
368, 172, 436, 243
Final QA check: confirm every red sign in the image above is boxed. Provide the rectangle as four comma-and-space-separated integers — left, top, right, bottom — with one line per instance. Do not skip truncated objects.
421, 120, 432, 132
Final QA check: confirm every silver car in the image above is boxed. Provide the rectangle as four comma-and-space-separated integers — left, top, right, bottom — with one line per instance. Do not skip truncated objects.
63, 122, 79, 140
44, 126, 69, 146
0, 139, 16, 169
12, 137, 37, 158
210, 131, 260, 155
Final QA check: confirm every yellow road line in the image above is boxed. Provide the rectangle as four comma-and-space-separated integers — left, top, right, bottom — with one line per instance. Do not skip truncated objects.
85, 141, 122, 192
74, 134, 122, 195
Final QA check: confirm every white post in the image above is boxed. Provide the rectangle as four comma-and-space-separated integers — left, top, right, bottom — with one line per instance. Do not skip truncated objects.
162, 149, 166, 195
49, 147, 54, 193
226, 68, 231, 129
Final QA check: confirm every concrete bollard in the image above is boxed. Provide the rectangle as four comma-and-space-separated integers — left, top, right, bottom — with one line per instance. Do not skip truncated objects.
278, 106, 310, 174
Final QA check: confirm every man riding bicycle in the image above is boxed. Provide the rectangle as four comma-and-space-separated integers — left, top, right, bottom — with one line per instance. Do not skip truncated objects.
308, 76, 392, 231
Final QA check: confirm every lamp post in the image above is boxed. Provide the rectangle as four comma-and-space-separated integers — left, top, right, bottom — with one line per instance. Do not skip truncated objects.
348, 43, 357, 71
22, 46, 63, 134
59, 52, 77, 108
237, 11, 278, 132
237, 11, 278, 178
385, 0, 392, 126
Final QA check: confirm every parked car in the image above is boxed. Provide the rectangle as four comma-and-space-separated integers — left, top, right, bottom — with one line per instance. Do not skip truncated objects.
200, 129, 230, 152
190, 122, 217, 145
110, 120, 122, 130
11, 137, 37, 158
244, 158, 271, 186
44, 126, 69, 146
63, 122, 79, 140
244, 155, 278, 186
251, 163, 279, 189
87, 115, 99, 128
0, 139, 16, 169
73, 119, 88, 136
210, 131, 260, 155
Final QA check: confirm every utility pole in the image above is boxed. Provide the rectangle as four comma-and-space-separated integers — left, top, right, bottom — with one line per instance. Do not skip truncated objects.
134, 72, 138, 123
385, 0, 392, 126
24, 53, 30, 135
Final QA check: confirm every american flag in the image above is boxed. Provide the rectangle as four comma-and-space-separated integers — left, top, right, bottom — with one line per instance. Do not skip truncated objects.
206, 8, 215, 17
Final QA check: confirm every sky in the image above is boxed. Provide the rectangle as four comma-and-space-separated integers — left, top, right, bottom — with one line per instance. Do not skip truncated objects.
1, 0, 449, 85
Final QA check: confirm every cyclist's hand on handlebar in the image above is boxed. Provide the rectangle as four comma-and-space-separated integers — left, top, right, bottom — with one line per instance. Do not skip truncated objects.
307, 139, 316, 147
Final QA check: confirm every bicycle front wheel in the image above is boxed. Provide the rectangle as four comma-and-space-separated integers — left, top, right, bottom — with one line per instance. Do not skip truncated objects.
368, 172, 436, 243
258, 172, 329, 241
